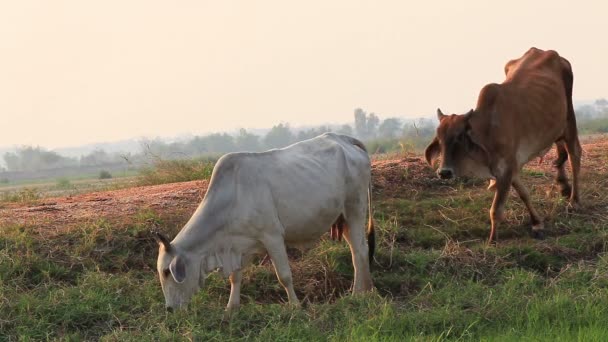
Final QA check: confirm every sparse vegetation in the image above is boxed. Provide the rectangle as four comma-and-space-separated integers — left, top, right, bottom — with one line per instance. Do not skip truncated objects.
138, 158, 216, 186
1, 139, 607, 340
0, 187, 40, 203
579, 117, 608, 134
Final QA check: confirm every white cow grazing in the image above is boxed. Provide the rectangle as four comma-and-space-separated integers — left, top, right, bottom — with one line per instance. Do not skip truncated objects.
154, 133, 375, 311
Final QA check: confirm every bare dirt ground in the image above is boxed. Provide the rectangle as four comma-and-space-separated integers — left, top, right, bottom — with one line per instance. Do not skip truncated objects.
2, 136, 607, 233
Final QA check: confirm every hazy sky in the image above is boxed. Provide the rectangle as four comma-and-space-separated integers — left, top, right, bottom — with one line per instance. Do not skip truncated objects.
1, 1, 607, 148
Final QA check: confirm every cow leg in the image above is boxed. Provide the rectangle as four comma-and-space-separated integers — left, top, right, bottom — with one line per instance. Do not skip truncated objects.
553, 141, 571, 198
564, 136, 582, 208
488, 172, 512, 244
263, 237, 300, 307
226, 270, 243, 312
342, 215, 373, 293
512, 176, 544, 239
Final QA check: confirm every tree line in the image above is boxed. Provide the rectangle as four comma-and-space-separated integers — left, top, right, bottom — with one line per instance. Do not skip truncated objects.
4, 99, 608, 173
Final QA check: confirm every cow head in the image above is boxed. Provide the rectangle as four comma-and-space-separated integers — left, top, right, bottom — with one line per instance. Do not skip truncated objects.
154, 231, 205, 311
425, 108, 489, 179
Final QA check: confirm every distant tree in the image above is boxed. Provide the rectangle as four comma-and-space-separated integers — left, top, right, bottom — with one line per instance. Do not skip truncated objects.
3, 152, 19, 171
576, 105, 596, 120
354, 108, 367, 138
80, 149, 110, 166
140, 138, 174, 158
296, 126, 331, 141
235, 129, 262, 152
378, 118, 402, 138
353, 108, 381, 139
264, 123, 294, 149
366, 113, 380, 138
205, 133, 236, 153
187, 136, 209, 155
296, 129, 315, 142
3, 146, 75, 171
337, 124, 353, 136
403, 118, 435, 138
595, 98, 608, 115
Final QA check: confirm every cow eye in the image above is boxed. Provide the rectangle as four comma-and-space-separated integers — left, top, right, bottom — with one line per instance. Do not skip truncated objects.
163, 269, 171, 277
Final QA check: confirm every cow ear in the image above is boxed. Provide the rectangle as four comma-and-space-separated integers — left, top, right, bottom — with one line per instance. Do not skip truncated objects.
169, 255, 186, 283
424, 137, 440, 166
437, 108, 446, 121
153, 231, 172, 253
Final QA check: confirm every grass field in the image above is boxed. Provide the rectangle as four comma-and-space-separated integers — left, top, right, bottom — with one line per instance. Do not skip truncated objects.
0, 175, 139, 205
1, 139, 607, 341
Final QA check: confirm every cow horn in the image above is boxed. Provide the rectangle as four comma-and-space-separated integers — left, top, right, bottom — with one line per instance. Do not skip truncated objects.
152, 231, 172, 252
437, 108, 446, 120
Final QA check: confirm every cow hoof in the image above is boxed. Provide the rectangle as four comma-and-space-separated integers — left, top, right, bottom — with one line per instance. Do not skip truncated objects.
223, 307, 239, 320
530, 222, 545, 240
287, 302, 302, 310
560, 185, 572, 198
531, 229, 545, 240
566, 202, 580, 213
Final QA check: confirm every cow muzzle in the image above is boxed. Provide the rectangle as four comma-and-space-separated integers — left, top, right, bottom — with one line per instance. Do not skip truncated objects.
438, 168, 454, 179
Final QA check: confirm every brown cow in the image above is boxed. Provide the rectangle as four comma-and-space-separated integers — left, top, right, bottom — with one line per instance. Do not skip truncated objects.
425, 47, 581, 244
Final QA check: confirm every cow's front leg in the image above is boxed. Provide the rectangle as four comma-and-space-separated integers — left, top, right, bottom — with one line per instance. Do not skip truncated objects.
264, 237, 300, 307
226, 270, 243, 312
488, 173, 512, 244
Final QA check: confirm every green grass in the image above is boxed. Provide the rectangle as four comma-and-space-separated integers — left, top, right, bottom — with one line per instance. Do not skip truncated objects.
1, 150, 608, 340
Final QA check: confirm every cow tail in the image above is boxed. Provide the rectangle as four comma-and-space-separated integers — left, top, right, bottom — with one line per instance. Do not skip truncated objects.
367, 181, 375, 268
561, 59, 576, 126
561, 58, 582, 159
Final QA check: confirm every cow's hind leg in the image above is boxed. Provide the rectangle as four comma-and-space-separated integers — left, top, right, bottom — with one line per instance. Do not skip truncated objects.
263, 235, 300, 307
553, 140, 571, 198
342, 212, 373, 293
512, 176, 544, 239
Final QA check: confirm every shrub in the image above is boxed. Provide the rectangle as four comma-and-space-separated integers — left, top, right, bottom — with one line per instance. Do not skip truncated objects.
98, 170, 113, 179
56, 178, 72, 189
138, 158, 215, 186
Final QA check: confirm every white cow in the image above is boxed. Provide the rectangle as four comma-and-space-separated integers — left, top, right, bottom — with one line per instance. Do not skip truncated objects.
154, 133, 375, 311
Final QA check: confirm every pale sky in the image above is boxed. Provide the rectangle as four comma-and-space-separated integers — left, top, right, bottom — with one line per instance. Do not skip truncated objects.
1, 0, 607, 148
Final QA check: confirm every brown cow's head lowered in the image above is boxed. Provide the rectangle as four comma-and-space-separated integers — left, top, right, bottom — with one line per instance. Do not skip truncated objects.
425, 109, 489, 179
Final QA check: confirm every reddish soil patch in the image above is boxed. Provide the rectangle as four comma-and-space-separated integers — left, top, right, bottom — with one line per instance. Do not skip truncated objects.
0, 180, 208, 230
